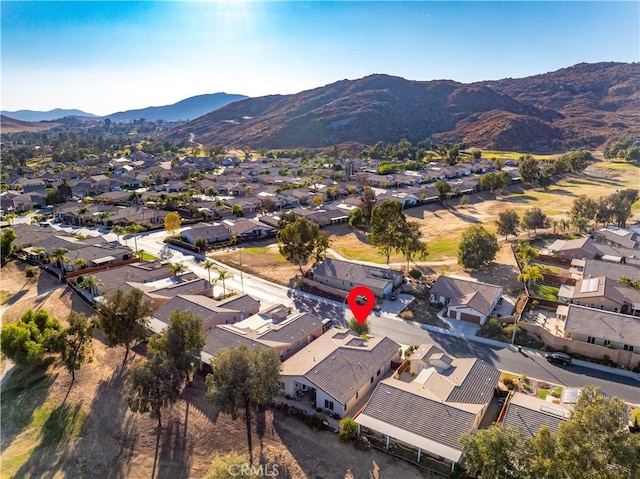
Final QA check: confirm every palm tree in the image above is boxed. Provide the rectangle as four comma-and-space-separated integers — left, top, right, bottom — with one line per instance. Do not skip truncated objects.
78, 274, 104, 296
128, 191, 142, 205
517, 264, 544, 290
168, 262, 187, 276
4, 213, 17, 225
50, 247, 70, 280
76, 206, 90, 226
126, 223, 144, 253
112, 225, 126, 244
203, 260, 216, 286
216, 268, 232, 296
31, 246, 46, 263
97, 211, 110, 227
134, 249, 146, 260
551, 219, 559, 235
73, 257, 88, 271
559, 219, 570, 235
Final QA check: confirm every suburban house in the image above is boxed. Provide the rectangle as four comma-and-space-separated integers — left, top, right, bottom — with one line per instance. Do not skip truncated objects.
280, 329, 401, 418
500, 392, 570, 437
202, 310, 326, 362
89, 261, 190, 297
556, 304, 640, 354
151, 294, 255, 333
114, 276, 212, 309
569, 258, 640, 282
355, 344, 500, 471
181, 223, 232, 245
312, 258, 403, 298
429, 276, 503, 325
593, 226, 640, 250
546, 237, 602, 260
224, 218, 275, 240
558, 276, 640, 315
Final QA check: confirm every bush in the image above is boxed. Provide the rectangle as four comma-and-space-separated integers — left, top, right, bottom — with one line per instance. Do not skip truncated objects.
399, 310, 414, 320
408, 268, 422, 279
305, 413, 326, 431
25, 266, 37, 278
404, 344, 419, 359
354, 435, 371, 450
339, 417, 359, 442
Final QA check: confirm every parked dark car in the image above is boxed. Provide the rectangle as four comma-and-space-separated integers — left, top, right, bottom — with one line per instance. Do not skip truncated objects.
545, 352, 572, 365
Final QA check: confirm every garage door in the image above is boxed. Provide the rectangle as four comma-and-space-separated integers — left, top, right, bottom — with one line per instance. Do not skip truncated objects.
459, 312, 481, 324
448, 309, 457, 318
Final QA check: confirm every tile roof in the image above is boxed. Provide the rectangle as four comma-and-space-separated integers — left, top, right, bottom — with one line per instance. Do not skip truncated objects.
281, 329, 400, 405
313, 258, 402, 291
502, 392, 570, 437
154, 295, 238, 326
429, 276, 502, 316
217, 294, 261, 315
357, 380, 476, 461
563, 304, 640, 347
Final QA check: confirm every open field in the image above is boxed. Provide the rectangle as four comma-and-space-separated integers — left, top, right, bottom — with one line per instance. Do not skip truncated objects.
481, 150, 558, 160
0, 263, 432, 479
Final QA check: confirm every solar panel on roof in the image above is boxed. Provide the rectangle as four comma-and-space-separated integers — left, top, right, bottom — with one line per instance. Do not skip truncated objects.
580, 278, 600, 293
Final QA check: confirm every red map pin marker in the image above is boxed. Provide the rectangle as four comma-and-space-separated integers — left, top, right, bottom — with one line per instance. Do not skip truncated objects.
347, 286, 375, 325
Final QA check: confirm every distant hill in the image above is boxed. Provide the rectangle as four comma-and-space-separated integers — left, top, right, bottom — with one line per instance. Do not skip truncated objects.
0, 115, 59, 133
165, 62, 640, 153
104, 93, 249, 122
1, 109, 97, 122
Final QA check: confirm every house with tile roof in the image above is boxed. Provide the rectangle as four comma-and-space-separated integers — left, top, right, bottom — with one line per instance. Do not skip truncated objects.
280, 329, 401, 418
558, 276, 640, 315
555, 304, 640, 353
500, 392, 570, 438
202, 310, 325, 362
355, 344, 500, 471
429, 275, 503, 325
312, 258, 403, 298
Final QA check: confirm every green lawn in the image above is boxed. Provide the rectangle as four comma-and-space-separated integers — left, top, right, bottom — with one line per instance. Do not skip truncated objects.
426, 238, 459, 261
242, 246, 288, 263
139, 252, 158, 261
537, 389, 550, 400
530, 283, 560, 301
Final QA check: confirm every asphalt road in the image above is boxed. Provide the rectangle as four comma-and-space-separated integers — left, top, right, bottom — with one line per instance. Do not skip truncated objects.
50, 222, 640, 404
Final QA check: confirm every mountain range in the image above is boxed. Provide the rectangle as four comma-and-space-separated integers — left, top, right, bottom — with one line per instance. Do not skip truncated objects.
166, 62, 639, 153
2, 93, 248, 123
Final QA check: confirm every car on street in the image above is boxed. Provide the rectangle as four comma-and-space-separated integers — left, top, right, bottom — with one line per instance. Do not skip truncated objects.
545, 352, 572, 365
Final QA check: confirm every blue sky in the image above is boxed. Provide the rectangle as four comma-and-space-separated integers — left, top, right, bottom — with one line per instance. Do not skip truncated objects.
2, 1, 638, 115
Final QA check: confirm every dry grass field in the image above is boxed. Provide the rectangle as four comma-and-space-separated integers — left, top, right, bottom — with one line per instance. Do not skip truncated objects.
0, 264, 431, 479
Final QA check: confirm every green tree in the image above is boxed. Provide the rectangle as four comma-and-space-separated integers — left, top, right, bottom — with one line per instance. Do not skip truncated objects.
521, 207, 549, 235
148, 310, 205, 385
519, 155, 540, 183
216, 268, 232, 296
608, 189, 639, 228
127, 349, 182, 429
206, 345, 281, 466
50, 247, 70, 280
398, 221, 428, 272
348, 206, 366, 228
339, 417, 359, 442
277, 217, 329, 273
126, 223, 144, 253
164, 211, 181, 235
458, 225, 499, 270
572, 216, 588, 234
78, 274, 104, 296
194, 236, 207, 253
434, 179, 452, 204
571, 195, 597, 224
0, 227, 17, 264
518, 264, 544, 289
311, 195, 323, 207
168, 262, 187, 276
348, 317, 371, 336
0, 309, 62, 366
537, 172, 553, 190
496, 209, 520, 240
231, 204, 244, 217
555, 386, 640, 479
53, 312, 95, 382
203, 259, 216, 286
97, 288, 153, 366
460, 424, 532, 479
368, 200, 406, 265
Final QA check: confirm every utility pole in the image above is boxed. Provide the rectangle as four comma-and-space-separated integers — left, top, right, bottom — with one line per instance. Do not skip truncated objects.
239, 248, 245, 293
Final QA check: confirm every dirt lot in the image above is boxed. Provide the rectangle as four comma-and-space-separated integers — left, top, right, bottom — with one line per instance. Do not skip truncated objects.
0, 261, 433, 479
